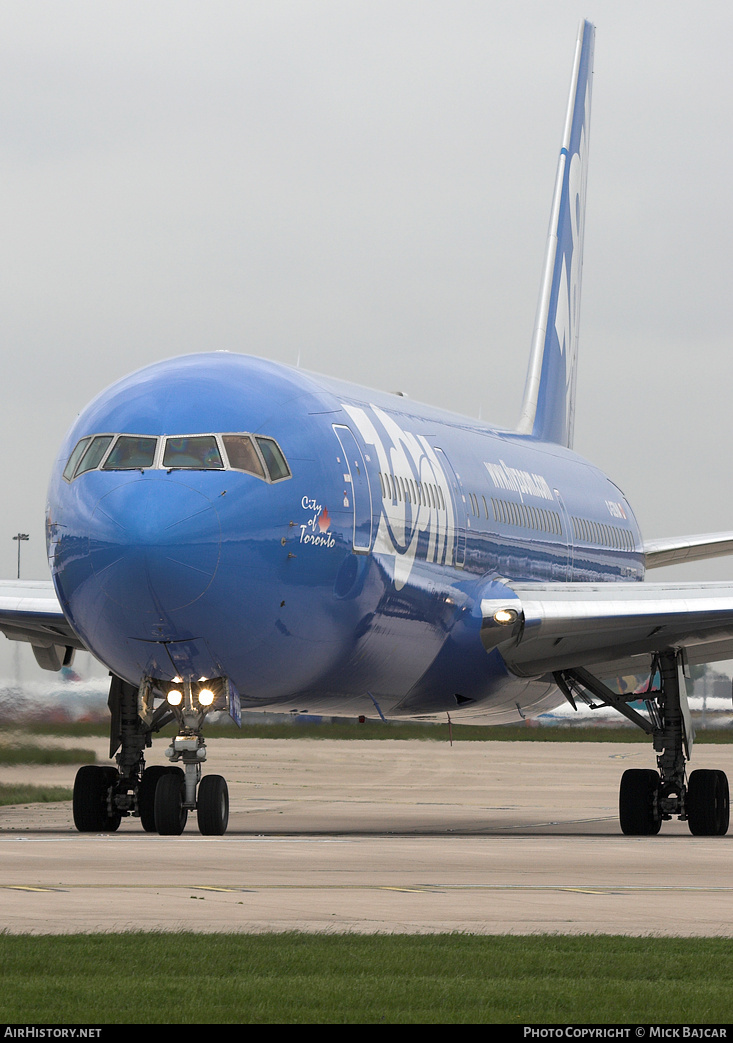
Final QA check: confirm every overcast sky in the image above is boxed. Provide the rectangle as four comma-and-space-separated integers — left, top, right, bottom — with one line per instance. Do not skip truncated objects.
1, 0, 732, 593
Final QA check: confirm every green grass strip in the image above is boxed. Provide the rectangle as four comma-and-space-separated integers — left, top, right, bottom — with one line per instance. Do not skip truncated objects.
0, 932, 732, 1023
10, 719, 733, 742
0, 782, 72, 805
0, 744, 96, 765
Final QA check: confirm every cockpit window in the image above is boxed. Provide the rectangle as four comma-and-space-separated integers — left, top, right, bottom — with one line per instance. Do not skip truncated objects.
76, 435, 115, 477
221, 435, 265, 479
103, 435, 157, 470
63, 437, 91, 481
255, 437, 291, 482
163, 436, 224, 470
64, 431, 291, 483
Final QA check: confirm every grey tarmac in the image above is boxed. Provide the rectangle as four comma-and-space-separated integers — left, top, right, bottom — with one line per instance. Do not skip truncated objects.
1, 736, 732, 936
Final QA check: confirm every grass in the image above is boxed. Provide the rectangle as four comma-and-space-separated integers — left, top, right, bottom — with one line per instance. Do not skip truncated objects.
0, 744, 97, 765
0, 932, 731, 1023
7, 718, 733, 742
0, 743, 92, 803
0, 782, 72, 805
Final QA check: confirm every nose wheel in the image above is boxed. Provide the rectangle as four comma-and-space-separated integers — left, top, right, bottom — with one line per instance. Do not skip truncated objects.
687, 768, 730, 836
152, 772, 229, 835
196, 774, 229, 835
137, 765, 182, 832
153, 769, 189, 835
149, 732, 230, 835
149, 770, 229, 836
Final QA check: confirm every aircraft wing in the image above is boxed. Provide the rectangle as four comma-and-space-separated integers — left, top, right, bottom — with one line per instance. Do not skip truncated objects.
644, 532, 733, 569
481, 580, 733, 678
0, 579, 86, 670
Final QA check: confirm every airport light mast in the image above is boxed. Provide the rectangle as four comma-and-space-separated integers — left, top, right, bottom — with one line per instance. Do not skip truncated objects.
12, 533, 28, 580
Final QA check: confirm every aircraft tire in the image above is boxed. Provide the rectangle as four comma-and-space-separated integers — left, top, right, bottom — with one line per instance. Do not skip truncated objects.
618, 768, 661, 836
154, 770, 188, 836
73, 765, 122, 833
687, 769, 729, 836
138, 766, 183, 832
197, 774, 229, 836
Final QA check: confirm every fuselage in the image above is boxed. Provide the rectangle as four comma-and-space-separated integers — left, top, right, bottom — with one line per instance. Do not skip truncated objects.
46, 352, 645, 724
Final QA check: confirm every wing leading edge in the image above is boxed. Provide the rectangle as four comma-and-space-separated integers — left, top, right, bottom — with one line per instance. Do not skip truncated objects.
481, 580, 733, 678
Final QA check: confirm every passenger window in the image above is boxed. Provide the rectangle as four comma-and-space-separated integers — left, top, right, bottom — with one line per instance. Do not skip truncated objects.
63, 437, 91, 481
163, 435, 223, 470
75, 435, 114, 477
103, 436, 157, 470
222, 435, 265, 479
256, 437, 291, 482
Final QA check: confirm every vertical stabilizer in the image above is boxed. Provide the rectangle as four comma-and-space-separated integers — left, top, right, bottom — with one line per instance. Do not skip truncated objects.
516, 20, 594, 448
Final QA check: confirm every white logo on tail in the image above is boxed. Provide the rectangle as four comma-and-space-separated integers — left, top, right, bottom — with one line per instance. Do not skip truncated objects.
555, 78, 590, 443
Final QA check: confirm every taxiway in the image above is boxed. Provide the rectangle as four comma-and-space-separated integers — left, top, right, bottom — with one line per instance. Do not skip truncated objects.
1, 737, 732, 935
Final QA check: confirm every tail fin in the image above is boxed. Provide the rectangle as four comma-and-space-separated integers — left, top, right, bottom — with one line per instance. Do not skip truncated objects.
516, 19, 594, 448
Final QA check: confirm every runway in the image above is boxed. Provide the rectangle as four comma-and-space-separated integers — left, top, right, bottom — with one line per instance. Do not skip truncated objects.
2, 737, 733, 935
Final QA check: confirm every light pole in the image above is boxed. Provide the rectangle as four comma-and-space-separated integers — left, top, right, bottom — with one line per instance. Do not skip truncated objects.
12, 533, 28, 580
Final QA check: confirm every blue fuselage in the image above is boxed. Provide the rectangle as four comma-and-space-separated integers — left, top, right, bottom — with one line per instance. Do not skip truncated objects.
46, 353, 645, 723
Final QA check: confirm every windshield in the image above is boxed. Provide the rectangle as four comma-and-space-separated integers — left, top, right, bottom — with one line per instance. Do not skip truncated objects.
103, 436, 158, 470
163, 436, 224, 469
64, 431, 291, 483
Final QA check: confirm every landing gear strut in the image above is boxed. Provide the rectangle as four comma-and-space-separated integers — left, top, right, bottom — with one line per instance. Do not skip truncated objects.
554, 648, 729, 837
72, 673, 237, 836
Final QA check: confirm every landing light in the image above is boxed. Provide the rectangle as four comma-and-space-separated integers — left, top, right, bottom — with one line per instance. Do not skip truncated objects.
167, 689, 183, 706
493, 608, 519, 625
198, 688, 215, 706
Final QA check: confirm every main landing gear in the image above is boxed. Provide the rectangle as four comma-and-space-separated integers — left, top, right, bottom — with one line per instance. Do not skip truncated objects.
554, 648, 730, 837
72, 673, 235, 836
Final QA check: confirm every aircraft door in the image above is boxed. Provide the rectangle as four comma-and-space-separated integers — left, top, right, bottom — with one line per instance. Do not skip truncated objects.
333, 425, 373, 553
553, 489, 573, 580
434, 447, 466, 568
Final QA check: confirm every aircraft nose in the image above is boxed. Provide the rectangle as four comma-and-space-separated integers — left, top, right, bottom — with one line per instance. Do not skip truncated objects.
88, 478, 221, 613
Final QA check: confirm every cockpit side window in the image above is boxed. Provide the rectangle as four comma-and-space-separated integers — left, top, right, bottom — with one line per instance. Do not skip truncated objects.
75, 435, 114, 477
255, 437, 291, 482
222, 435, 266, 479
103, 435, 158, 470
163, 435, 224, 470
63, 437, 91, 481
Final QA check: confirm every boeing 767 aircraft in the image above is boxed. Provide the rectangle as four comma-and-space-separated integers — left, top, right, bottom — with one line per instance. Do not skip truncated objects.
3, 20, 733, 838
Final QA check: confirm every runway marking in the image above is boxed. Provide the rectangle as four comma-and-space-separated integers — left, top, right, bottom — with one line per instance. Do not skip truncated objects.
379, 886, 443, 893
493, 816, 617, 829
194, 886, 257, 893
557, 887, 608, 895
6, 885, 65, 892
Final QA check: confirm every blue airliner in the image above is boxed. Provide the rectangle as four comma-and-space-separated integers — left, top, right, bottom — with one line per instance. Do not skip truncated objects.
3, 20, 733, 837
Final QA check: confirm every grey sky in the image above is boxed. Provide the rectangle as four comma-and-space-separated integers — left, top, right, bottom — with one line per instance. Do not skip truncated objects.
1, 0, 731, 593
